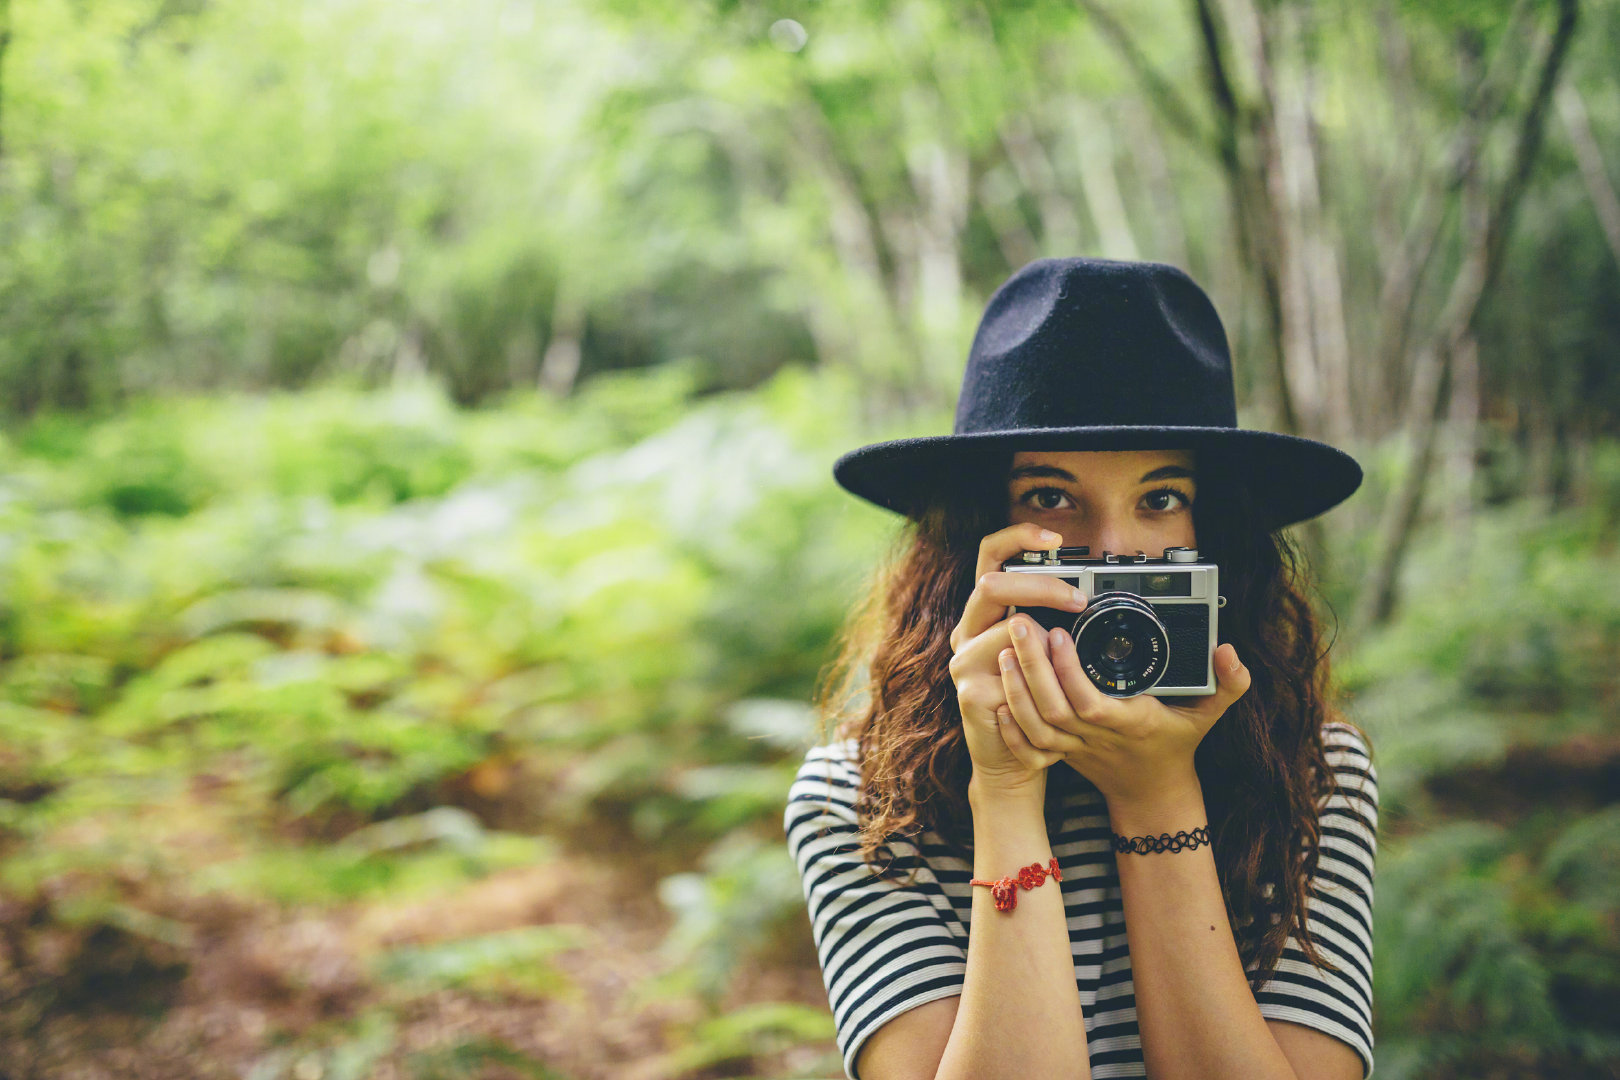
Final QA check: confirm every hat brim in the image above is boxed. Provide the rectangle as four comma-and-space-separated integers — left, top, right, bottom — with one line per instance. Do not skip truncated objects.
832, 426, 1362, 531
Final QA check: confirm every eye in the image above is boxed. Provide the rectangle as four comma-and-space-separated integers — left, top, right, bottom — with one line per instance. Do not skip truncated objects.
1141, 487, 1193, 513
1019, 486, 1074, 511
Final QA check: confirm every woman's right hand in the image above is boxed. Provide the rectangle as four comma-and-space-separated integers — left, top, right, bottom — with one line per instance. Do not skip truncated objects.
948, 522, 1091, 799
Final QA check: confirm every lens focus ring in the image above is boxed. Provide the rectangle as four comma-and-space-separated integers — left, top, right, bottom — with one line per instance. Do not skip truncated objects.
1071, 592, 1169, 697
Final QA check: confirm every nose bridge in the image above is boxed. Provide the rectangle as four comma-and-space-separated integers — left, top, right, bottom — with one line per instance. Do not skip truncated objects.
1090, 503, 1131, 557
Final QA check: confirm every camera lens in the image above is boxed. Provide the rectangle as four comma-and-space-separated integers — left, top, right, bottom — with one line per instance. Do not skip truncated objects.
1071, 592, 1169, 697
1102, 634, 1134, 663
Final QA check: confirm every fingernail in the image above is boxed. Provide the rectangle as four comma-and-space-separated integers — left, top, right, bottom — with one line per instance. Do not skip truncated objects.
997, 706, 1011, 723
1071, 587, 1087, 608
1038, 529, 1060, 543
1049, 628, 1064, 648
1010, 621, 1026, 640
1000, 650, 1015, 668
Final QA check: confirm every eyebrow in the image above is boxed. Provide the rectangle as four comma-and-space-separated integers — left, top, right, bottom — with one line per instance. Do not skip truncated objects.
1007, 464, 1196, 484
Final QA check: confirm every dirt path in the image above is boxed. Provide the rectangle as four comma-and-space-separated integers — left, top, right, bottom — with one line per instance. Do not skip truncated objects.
1, 855, 837, 1080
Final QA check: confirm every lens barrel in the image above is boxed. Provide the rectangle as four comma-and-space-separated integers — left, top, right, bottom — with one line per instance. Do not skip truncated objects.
1070, 592, 1169, 697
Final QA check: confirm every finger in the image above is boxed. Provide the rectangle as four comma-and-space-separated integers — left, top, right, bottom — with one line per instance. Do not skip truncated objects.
955, 675, 1008, 736
974, 521, 1066, 583
955, 523, 1079, 652
1009, 614, 1090, 739
956, 571, 1088, 650
995, 702, 1063, 770
999, 643, 1084, 757
950, 622, 1013, 687
1047, 626, 1123, 736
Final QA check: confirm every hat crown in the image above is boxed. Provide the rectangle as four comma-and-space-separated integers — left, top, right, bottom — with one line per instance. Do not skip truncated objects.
953, 257, 1238, 435
828, 256, 1363, 528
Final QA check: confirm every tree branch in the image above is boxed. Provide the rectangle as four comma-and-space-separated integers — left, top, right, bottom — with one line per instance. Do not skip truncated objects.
1074, 0, 1214, 151
1371, 0, 1534, 428
1480, 0, 1579, 291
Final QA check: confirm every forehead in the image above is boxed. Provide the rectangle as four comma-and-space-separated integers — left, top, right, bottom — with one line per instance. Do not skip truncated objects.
1008, 448, 1196, 478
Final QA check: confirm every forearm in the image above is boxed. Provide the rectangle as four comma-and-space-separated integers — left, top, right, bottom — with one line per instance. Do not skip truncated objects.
935, 779, 1091, 1080
1108, 783, 1297, 1080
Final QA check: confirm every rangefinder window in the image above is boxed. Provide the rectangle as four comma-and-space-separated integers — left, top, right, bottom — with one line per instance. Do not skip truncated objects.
1141, 573, 1191, 596
1096, 573, 1194, 596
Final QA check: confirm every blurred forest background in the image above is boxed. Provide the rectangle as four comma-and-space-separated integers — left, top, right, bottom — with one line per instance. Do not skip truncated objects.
0, 0, 1618, 1077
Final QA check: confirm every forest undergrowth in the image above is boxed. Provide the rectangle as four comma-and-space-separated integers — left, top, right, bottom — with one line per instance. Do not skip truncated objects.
0, 370, 1615, 1079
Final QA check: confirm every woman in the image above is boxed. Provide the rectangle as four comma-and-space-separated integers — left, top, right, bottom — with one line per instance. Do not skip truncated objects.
785, 258, 1378, 1080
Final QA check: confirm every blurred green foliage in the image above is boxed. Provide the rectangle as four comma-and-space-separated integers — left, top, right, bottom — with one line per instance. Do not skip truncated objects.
0, 369, 1615, 1076
0, 363, 879, 858
4, 0, 1618, 436
0, 366, 890, 1075
1, 0, 1618, 1075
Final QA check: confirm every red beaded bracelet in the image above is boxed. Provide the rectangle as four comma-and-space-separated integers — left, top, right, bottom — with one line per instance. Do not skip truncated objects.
969, 857, 1062, 912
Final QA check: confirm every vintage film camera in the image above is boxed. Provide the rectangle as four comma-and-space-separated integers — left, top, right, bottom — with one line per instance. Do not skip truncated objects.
1001, 546, 1224, 698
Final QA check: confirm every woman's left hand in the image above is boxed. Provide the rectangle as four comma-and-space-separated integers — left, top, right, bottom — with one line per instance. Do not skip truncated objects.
994, 613, 1252, 810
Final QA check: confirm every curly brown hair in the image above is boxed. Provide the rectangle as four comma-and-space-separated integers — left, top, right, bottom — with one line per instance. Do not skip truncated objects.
811, 448, 1369, 990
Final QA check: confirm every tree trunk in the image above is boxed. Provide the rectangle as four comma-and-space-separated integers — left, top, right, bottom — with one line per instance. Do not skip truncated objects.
1352, 342, 1452, 630
1192, 0, 1302, 438
1556, 81, 1620, 270
998, 113, 1084, 255
1445, 328, 1480, 553
977, 164, 1041, 271
1115, 96, 1190, 270
539, 283, 584, 397
1352, 0, 1577, 630
905, 134, 971, 404
0, 0, 10, 164
1071, 102, 1141, 260
786, 104, 918, 412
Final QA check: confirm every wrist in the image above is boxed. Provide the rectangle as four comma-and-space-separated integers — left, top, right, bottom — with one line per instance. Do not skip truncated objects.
967, 775, 1053, 880
1105, 777, 1206, 836
968, 771, 1047, 812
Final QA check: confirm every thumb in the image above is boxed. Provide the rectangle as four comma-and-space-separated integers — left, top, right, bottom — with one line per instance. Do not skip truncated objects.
1211, 643, 1251, 713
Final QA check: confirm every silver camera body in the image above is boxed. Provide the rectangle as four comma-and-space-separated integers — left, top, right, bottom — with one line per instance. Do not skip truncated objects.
1001, 546, 1223, 698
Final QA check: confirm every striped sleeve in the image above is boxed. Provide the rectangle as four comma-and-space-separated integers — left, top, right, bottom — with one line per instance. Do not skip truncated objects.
784, 742, 966, 1080
1252, 721, 1379, 1079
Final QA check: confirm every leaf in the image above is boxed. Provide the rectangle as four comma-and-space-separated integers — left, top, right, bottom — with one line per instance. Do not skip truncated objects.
372, 925, 588, 999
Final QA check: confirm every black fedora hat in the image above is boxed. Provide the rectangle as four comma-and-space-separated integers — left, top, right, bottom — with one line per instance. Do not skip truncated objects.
832, 257, 1362, 531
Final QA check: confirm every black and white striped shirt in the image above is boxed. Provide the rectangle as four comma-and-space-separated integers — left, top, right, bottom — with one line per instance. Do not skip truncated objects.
785, 721, 1377, 1079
